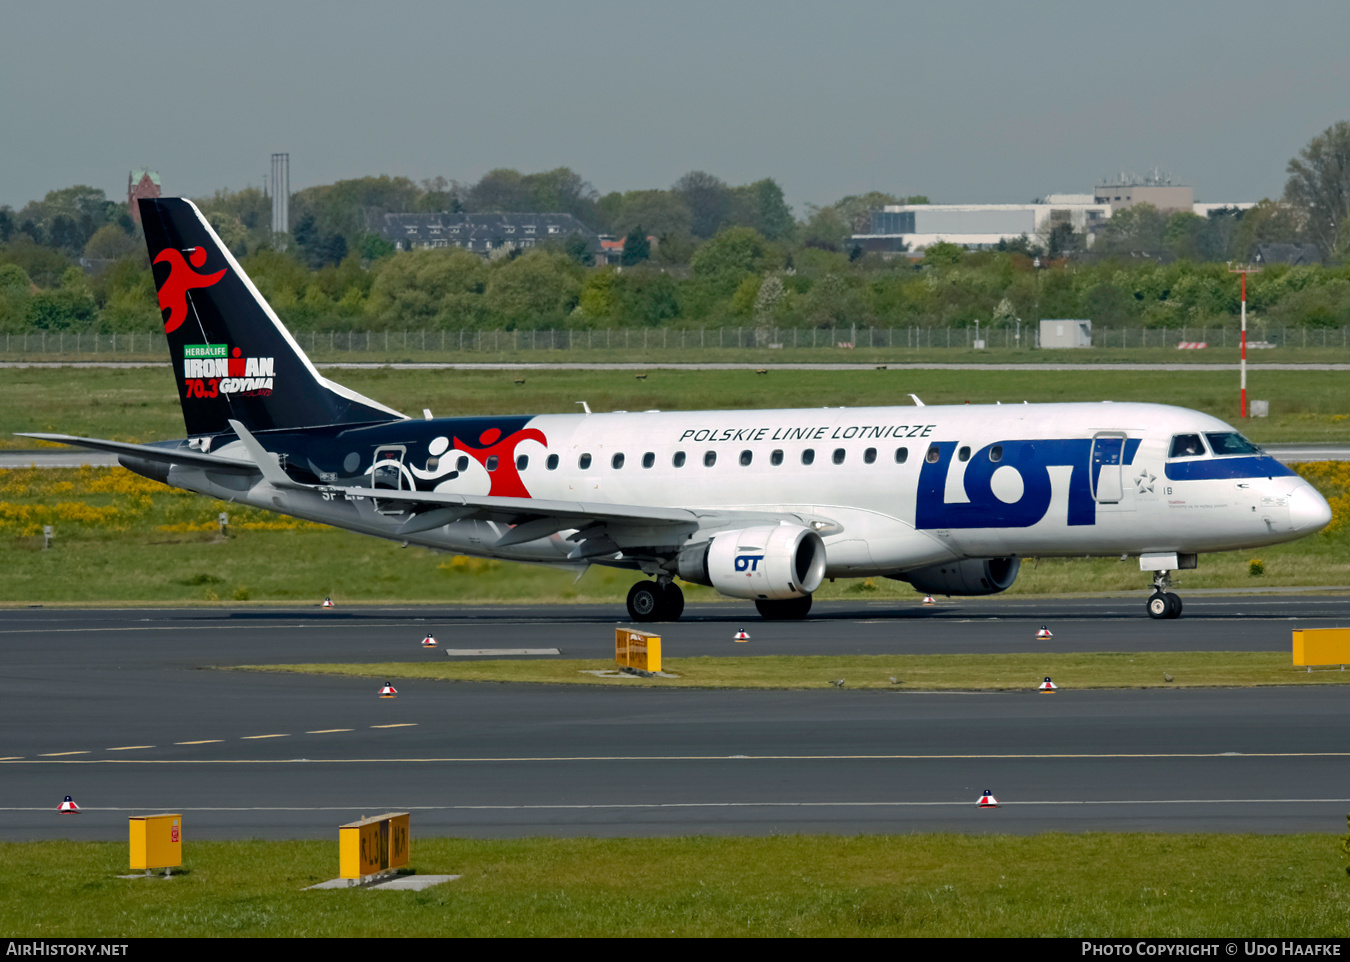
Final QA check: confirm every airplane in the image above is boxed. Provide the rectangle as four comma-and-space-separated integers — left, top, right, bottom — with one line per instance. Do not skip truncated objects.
20, 198, 1333, 623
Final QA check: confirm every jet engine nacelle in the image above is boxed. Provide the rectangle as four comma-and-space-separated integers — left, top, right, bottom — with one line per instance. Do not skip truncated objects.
677, 524, 827, 600
897, 557, 1021, 596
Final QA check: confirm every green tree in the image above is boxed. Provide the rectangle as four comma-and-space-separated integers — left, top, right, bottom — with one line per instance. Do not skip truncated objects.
620, 228, 650, 266
1095, 204, 1168, 254
674, 171, 733, 238
610, 190, 693, 239
690, 226, 771, 288
1284, 120, 1350, 257
484, 249, 581, 327
367, 247, 489, 328
922, 241, 965, 268
730, 179, 794, 241
83, 224, 141, 261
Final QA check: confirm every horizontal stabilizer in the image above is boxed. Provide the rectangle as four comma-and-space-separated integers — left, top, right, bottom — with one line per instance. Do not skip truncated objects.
15, 433, 255, 473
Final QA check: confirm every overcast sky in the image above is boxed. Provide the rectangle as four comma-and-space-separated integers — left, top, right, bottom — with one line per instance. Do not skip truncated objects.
4, 1, 1348, 215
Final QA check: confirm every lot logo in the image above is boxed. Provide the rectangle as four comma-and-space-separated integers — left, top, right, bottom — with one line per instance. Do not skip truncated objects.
154, 247, 226, 334
182, 345, 275, 398
734, 554, 764, 572
915, 438, 1140, 530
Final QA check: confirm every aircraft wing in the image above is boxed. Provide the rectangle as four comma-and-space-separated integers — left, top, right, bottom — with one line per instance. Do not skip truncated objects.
15, 432, 255, 473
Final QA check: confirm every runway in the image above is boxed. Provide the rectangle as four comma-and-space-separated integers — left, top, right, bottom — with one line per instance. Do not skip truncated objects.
2, 596, 1348, 840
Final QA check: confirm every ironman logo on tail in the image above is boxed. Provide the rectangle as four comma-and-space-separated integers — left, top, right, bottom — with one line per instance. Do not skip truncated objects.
182, 344, 275, 398
154, 247, 226, 334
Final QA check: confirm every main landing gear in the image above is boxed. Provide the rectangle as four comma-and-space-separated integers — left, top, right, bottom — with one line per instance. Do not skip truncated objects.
1146, 571, 1183, 620
626, 580, 685, 623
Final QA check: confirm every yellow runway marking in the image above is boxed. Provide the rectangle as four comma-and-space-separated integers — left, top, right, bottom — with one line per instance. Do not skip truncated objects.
107, 745, 154, 751
241, 734, 289, 740
306, 729, 354, 734
370, 723, 418, 729
39, 751, 89, 757
175, 739, 223, 745
0, 757, 23, 761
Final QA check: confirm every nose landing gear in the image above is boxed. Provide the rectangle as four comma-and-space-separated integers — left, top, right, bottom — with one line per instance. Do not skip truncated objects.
1146, 571, 1183, 620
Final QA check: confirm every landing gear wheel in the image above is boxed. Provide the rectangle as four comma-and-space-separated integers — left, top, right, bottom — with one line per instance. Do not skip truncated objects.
1166, 592, 1183, 619
1147, 592, 1170, 620
755, 595, 813, 620
627, 581, 663, 623
662, 582, 685, 621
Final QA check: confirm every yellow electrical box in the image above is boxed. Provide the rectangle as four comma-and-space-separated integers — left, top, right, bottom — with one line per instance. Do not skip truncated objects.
129, 814, 182, 872
1293, 628, 1350, 666
339, 812, 410, 880
615, 628, 661, 673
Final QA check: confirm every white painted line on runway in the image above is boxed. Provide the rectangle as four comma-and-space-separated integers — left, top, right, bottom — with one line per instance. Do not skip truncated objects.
0, 798, 1346, 812
106, 745, 154, 751
241, 734, 290, 740
38, 751, 89, 756
306, 729, 354, 734
4, 750, 1349, 763
370, 723, 418, 729
174, 739, 223, 745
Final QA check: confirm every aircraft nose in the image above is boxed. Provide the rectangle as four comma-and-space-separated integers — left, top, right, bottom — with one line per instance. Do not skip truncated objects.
1288, 483, 1333, 533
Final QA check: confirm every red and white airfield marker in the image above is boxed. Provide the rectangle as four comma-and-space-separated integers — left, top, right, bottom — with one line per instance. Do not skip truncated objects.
977, 790, 999, 809
321, 597, 335, 609
733, 629, 750, 642
1039, 676, 1058, 693
922, 595, 936, 607
58, 795, 80, 814
378, 683, 398, 698
421, 635, 438, 649
1036, 626, 1053, 640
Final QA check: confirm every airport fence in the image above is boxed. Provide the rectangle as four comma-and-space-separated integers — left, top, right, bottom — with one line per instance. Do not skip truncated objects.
3, 325, 1350, 358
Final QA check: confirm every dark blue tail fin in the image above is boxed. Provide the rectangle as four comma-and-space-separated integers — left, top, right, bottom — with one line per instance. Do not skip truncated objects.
140, 197, 405, 437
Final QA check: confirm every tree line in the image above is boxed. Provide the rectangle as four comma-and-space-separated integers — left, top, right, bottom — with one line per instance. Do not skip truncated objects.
2, 123, 1350, 335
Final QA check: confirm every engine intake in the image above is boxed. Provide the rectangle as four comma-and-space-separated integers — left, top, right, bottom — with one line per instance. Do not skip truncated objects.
896, 557, 1020, 596
678, 524, 826, 600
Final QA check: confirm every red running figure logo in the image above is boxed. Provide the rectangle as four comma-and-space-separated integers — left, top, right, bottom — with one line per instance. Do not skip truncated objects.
154, 247, 226, 334
454, 426, 547, 498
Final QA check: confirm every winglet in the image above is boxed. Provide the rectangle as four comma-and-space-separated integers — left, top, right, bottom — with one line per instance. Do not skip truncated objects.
228, 419, 296, 487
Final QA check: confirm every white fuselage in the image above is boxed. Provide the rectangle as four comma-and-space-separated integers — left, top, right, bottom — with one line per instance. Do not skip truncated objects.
175, 400, 1329, 582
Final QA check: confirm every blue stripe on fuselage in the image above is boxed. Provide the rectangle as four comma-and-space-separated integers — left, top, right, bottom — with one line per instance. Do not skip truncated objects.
1164, 456, 1295, 482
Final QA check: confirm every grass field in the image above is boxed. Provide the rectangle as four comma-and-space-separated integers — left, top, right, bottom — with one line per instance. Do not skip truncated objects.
235, 651, 1350, 690
2, 835, 1346, 937
1, 460, 1347, 604
4, 365, 1350, 446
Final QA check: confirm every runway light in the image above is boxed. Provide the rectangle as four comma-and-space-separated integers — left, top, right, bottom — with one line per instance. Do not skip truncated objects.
1039, 676, 1058, 693
421, 635, 438, 649
733, 629, 750, 642
378, 683, 398, 698
322, 597, 335, 609
58, 795, 81, 814
977, 790, 999, 809
1036, 626, 1053, 640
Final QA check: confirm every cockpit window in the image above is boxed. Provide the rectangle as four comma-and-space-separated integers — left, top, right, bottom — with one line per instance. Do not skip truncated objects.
1205, 432, 1262, 456
1168, 434, 1206, 458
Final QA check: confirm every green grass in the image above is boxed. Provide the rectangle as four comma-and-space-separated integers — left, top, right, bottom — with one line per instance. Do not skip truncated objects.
4, 365, 1350, 446
234, 652, 1349, 690
2, 835, 1347, 936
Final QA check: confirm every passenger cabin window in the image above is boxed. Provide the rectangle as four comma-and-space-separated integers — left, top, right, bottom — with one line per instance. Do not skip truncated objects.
642, 452, 655, 468
457, 456, 469, 472
958, 446, 971, 462
770, 449, 784, 466
673, 451, 686, 467
1206, 432, 1261, 456
739, 450, 752, 466
612, 453, 624, 469
516, 455, 528, 471
579, 453, 592, 469
1168, 434, 1206, 459
989, 445, 1003, 463
925, 446, 940, 463
704, 451, 717, 467
864, 447, 877, 464
546, 454, 559, 470
895, 447, 908, 464
801, 448, 815, 465
486, 456, 498, 472
832, 448, 846, 465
